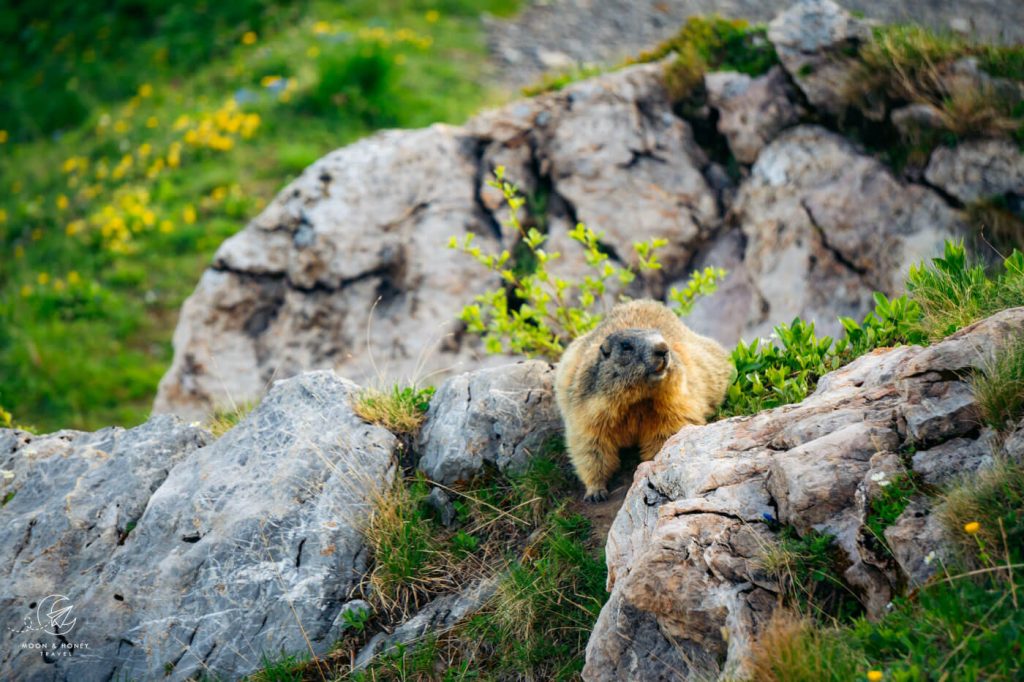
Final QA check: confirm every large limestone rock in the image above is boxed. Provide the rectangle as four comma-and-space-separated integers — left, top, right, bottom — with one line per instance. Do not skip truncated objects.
584, 307, 1024, 681
0, 371, 398, 681
687, 125, 965, 344
155, 63, 718, 420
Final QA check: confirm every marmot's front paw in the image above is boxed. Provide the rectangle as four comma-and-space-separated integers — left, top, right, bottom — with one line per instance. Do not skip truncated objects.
584, 488, 609, 503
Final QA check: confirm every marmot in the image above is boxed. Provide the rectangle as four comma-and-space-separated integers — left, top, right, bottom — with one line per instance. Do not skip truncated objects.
555, 299, 733, 502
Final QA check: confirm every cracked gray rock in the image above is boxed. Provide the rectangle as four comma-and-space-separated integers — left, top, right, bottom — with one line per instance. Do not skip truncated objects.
0, 371, 398, 682
584, 308, 1024, 681
689, 125, 964, 345
924, 140, 1024, 204
767, 0, 870, 116
418, 360, 563, 484
705, 66, 801, 164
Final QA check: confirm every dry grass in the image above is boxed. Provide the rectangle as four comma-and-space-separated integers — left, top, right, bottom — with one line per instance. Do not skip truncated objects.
352, 385, 434, 437
748, 609, 866, 682
846, 25, 1022, 140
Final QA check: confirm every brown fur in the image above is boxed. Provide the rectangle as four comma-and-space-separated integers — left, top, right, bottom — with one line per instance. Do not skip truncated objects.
555, 299, 732, 500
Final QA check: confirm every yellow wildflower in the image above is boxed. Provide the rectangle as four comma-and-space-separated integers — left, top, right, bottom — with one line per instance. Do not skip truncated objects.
307, 46, 320, 58
211, 186, 228, 201
183, 205, 197, 224
31, 228, 42, 241
138, 83, 153, 98
867, 672, 883, 682
173, 115, 191, 130
146, 116, 158, 129
54, 279, 65, 292
56, 195, 69, 210
14, 245, 24, 259
425, 10, 440, 23
964, 521, 980, 534
159, 219, 174, 233
313, 20, 331, 34
114, 120, 129, 134
66, 220, 86, 236
20, 285, 32, 298
260, 75, 282, 88
242, 31, 257, 45
37, 272, 50, 286
0, 209, 6, 223
0, 130, 7, 143
395, 53, 407, 65
68, 271, 81, 285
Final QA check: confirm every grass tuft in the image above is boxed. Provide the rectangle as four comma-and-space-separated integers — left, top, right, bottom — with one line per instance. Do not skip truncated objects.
971, 336, 1024, 432
205, 400, 257, 437
353, 385, 435, 436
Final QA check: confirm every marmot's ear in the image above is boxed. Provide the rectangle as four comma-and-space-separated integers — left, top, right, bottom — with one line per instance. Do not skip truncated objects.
599, 338, 613, 359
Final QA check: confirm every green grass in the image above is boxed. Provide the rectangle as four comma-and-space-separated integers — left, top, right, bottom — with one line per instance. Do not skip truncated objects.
971, 336, 1024, 432
865, 473, 920, 553
266, 444, 607, 680
0, 1, 520, 432
760, 526, 864, 624
755, 459, 1024, 682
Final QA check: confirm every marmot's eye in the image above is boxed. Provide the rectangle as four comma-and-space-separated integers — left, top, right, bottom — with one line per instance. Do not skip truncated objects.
600, 341, 612, 359
620, 341, 633, 353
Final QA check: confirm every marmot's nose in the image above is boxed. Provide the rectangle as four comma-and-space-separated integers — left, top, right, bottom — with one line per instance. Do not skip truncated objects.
650, 340, 669, 372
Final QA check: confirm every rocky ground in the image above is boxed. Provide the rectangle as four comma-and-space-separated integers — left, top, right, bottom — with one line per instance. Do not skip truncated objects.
3, 308, 1021, 679
486, 0, 1024, 87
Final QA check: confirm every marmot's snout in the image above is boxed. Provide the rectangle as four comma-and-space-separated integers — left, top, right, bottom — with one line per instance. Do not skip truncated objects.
600, 329, 673, 383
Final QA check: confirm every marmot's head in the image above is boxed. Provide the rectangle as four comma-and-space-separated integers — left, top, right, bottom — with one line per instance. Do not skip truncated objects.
590, 328, 675, 397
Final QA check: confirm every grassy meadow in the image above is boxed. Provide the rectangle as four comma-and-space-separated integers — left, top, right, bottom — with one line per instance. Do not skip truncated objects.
0, 0, 518, 432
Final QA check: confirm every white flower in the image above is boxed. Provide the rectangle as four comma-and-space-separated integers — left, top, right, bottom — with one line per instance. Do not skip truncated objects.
878, 480, 891, 487
924, 550, 937, 565
870, 472, 887, 483
189, 421, 201, 428
0, 469, 13, 481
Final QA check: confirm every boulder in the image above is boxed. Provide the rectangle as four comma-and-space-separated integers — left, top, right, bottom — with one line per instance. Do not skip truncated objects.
767, 0, 870, 116
0, 371, 398, 681
584, 307, 1024, 681
706, 125, 963, 343
155, 63, 717, 421
418, 360, 563, 484
925, 140, 1024, 204
705, 66, 801, 164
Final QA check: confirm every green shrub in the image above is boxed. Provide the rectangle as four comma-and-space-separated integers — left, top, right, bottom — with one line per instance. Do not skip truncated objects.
301, 40, 401, 126
630, 16, 778, 101
720, 293, 924, 417
451, 167, 725, 359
